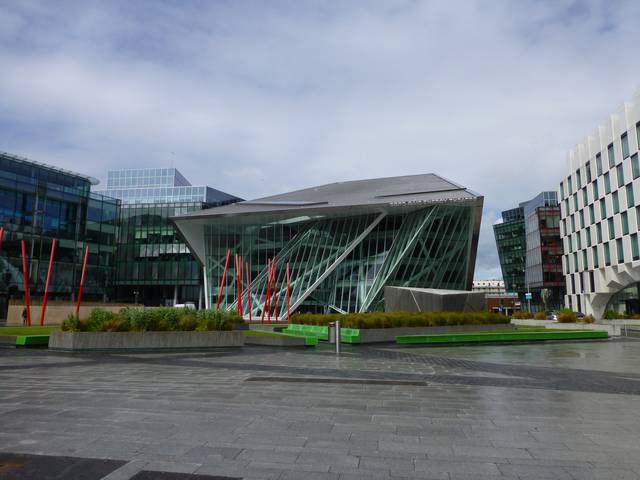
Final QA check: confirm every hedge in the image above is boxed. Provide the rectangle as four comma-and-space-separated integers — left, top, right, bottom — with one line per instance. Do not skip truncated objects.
290, 311, 509, 329
61, 307, 243, 333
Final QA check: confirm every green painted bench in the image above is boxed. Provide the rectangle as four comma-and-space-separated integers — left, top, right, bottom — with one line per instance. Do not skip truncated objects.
282, 324, 361, 344
15, 335, 50, 346
396, 330, 609, 345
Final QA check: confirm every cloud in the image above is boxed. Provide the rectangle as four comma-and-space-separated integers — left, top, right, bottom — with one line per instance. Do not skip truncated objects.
1, 0, 639, 279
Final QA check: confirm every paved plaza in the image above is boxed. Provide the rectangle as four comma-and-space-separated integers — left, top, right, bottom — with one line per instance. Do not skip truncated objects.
2, 340, 640, 479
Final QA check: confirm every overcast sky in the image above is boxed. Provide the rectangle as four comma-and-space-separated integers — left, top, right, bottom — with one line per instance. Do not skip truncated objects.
1, 0, 639, 279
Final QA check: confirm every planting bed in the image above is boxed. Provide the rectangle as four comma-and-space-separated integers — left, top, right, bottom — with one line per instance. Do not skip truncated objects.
396, 330, 609, 345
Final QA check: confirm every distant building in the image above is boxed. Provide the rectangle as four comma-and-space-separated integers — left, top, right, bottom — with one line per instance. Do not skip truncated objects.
560, 92, 640, 317
0, 151, 119, 319
494, 192, 564, 311
95, 168, 240, 306
472, 280, 505, 295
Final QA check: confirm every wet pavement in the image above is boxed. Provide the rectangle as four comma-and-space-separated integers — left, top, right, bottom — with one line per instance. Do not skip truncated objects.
1, 339, 640, 479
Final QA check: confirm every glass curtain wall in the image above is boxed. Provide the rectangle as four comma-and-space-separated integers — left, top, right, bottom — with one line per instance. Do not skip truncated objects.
204, 204, 474, 315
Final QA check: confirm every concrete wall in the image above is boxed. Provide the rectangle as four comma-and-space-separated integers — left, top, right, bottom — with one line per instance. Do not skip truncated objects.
6, 302, 139, 326
384, 286, 486, 313
49, 331, 244, 351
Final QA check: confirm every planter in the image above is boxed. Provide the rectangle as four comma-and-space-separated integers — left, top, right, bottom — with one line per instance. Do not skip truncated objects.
49, 331, 244, 351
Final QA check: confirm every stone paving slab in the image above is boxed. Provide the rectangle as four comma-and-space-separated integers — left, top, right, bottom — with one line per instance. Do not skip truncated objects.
1, 341, 640, 479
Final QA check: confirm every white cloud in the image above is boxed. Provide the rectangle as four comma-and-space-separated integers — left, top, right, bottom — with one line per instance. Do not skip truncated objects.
1, 0, 639, 279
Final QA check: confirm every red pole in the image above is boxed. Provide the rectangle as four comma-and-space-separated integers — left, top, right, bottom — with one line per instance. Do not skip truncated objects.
0, 226, 4, 251
272, 257, 278, 322
237, 255, 243, 318
40, 239, 57, 326
261, 258, 272, 324
75, 245, 89, 316
20, 240, 31, 326
286, 262, 291, 322
216, 249, 231, 310
246, 260, 252, 322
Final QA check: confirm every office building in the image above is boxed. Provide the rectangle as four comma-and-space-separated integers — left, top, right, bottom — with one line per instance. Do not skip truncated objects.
0, 151, 119, 318
172, 174, 483, 315
494, 192, 564, 310
472, 280, 505, 295
560, 92, 640, 317
95, 168, 240, 306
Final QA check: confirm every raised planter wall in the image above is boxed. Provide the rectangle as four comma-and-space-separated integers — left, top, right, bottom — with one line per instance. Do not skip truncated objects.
511, 319, 619, 336
49, 331, 244, 351
358, 323, 513, 343
244, 335, 310, 347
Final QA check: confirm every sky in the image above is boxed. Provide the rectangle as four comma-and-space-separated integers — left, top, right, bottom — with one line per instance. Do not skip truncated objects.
1, 0, 639, 279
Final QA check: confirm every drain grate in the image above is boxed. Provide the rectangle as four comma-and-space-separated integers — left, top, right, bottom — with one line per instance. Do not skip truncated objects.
245, 375, 429, 386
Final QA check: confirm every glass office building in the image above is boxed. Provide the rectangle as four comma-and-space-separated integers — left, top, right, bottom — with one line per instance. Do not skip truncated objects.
0, 151, 119, 318
494, 192, 564, 311
95, 168, 240, 306
173, 174, 483, 315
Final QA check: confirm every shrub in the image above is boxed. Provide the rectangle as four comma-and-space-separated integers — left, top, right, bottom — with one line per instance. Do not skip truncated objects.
557, 308, 577, 323
534, 311, 547, 320
603, 310, 621, 320
290, 311, 509, 329
61, 313, 82, 332
582, 314, 595, 324
512, 311, 534, 319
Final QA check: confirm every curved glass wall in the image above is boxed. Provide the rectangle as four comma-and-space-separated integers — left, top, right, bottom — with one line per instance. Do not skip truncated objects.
605, 282, 640, 315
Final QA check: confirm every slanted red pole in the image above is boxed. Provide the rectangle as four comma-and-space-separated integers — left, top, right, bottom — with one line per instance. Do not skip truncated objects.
0, 227, 4, 251
272, 257, 278, 322
75, 245, 89, 316
216, 249, 231, 310
286, 262, 291, 322
261, 258, 272, 324
40, 239, 57, 326
237, 255, 243, 318
20, 240, 31, 326
246, 260, 252, 322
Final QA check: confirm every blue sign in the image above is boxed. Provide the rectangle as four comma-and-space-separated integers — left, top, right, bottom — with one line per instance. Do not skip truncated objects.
525, 292, 532, 300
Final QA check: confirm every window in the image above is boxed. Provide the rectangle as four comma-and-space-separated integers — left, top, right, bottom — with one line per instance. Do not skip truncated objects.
592, 180, 599, 199
622, 132, 630, 159
582, 187, 588, 205
593, 246, 599, 268
633, 233, 640, 261
617, 164, 625, 188
600, 198, 606, 219
633, 154, 640, 179
574, 194, 579, 210
579, 210, 585, 229
576, 170, 582, 189
622, 211, 629, 235
617, 238, 624, 263
560, 181, 565, 199
589, 204, 595, 224
586, 161, 592, 183
604, 173, 611, 194
586, 228, 592, 247
608, 217, 615, 240
636, 122, 640, 151
596, 222, 602, 243
596, 153, 603, 175
571, 215, 576, 232
613, 191, 620, 214
608, 143, 615, 168
627, 184, 635, 208
583, 250, 588, 270
605, 242, 611, 266
568, 176, 573, 195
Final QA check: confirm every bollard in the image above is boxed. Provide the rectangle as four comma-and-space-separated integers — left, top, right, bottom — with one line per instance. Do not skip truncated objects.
335, 320, 341, 355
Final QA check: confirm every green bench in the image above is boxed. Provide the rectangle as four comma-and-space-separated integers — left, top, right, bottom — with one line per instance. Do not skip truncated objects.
15, 335, 50, 347
282, 324, 361, 344
396, 330, 609, 345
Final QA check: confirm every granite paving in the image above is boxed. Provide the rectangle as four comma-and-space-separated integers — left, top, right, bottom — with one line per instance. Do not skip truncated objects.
1, 339, 640, 479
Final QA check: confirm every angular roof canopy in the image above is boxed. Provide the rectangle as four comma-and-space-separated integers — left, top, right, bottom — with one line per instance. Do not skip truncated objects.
174, 173, 481, 221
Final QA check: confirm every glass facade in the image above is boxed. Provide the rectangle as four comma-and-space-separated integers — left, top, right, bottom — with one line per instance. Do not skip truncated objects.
203, 204, 478, 314
98, 167, 240, 306
0, 152, 119, 318
493, 207, 526, 295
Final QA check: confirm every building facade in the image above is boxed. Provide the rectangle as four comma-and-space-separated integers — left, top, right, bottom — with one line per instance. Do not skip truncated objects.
472, 280, 505, 295
493, 207, 526, 294
560, 92, 640, 318
95, 168, 240, 306
0, 152, 119, 318
494, 192, 564, 311
173, 174, 483, 315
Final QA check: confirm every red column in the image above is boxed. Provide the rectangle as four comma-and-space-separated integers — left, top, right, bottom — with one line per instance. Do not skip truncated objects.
261, 259, 272, 324
20, 240, 31, 326
40, 239, 57, 326
0, 226, 4, 251
246, 260, 252, 322
286, 262, 291, 322
75, 245, 90, 316
272, 257, 278, 321
216, 249, 231, 310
